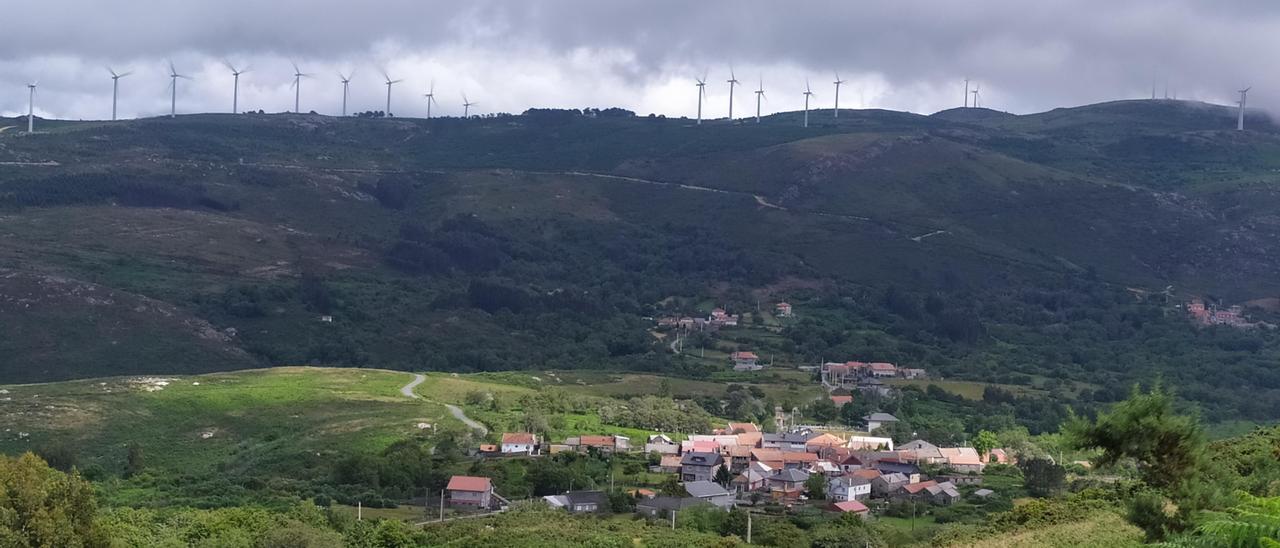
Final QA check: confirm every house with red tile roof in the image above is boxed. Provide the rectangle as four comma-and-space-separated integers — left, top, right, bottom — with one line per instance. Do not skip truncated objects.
447, 476, 493, 508
500, 432, 538, 455
730, 351, 762, 371
832, 500, 870, 515
775, 302, 793, 317
830, 394, 853, 406
868, 362, 898, 377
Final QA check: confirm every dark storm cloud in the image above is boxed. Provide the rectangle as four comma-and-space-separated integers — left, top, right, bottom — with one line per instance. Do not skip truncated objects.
2, 1, 1277, 120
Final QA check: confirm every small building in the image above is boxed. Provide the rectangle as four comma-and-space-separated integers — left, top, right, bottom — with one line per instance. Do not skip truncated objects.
500, 432, 538, 455
863, 413, 900, 432
868, 363, 898, 378
871, 472, 909, 496
768, 468, 810, 500
924, 481, 961, 505
986, 448, 1012, 465
939, 447, 985, 473
847, 435, 894, 451
732, 462, 773, 494
544, 490, 609, 513
828, 475, 872, 502
832, 500, 870, 516
762, 431, 813, 452
730, 351, 762, 371
725, 422, 761, 434
579, 435, 629, 454
901, 368, 928, 379
775, 302, 793, 317
899, 440, 945, 465
893, 480, 938, 502
644, 434, 679, 455
655, 454, 683, 474
681, 452, 725, 483
830, 394, 853, 407
447, 476, 493, 508
684, 480, 735, 509
873, 457, 922, 480
972, 488, 996, 500
804, 433, 846, 453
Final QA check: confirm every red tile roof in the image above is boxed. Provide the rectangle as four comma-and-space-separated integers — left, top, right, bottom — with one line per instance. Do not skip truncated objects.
782, 451, 819, 463
869, 362, 897, 371
902, 480, 938, 494
830, 395, 853, 406
502, 432, 536, 445
728, 422, 761, 433
848, 469, 881, 480
580, 435, 615, 447
447, 475, 492, 492
833, 500, 869, 513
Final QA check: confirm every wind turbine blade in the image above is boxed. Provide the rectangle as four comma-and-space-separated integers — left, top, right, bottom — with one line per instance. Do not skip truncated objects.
107, 66, 118, 78
430, 80, 435, 94
391, 79, 403, 84
168, 59, 177, 76
292, 60, 300, 74
119, 71, 133, 78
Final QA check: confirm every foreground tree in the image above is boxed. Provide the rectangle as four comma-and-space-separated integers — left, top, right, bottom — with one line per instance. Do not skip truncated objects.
0, 452, 107, 547
1163, 493, 1280, 547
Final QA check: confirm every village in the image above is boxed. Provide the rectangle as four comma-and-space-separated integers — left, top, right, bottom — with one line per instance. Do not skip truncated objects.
440, 415, 1010, 522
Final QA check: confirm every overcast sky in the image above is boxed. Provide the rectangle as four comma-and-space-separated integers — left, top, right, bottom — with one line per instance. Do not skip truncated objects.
1, 0, 1273, 121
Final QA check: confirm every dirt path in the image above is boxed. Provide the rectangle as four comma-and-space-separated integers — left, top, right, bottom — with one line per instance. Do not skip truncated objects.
399, 373, 489, 435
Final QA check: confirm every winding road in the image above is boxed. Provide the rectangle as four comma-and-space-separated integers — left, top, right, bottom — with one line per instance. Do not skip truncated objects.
399, 373, 488, 436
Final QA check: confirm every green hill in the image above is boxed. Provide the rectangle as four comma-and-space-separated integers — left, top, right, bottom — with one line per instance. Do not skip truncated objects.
4, 103, 1280, 422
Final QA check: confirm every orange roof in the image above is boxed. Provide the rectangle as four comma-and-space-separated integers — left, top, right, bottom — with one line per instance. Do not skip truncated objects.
939, 447, 983, 466
660, 455, 683, 468
849, 469, 881, 480
479, 444, 497, 452
902, 480, 938, 494
782, 451, 818, 463
728, 422, 761, 433
805, 433, 845, 448
580, 435, 614, 447
447, 476, 492, 492
502, 432, 536, 445
833, 500, 869, 513
751, 448, 785, 462
830, 395, 853, 406
729, 446, 754, 458
869, 362, 896, 371
732, 351, 760, 360
691, 440, 720, 453
737, 432, 763, 447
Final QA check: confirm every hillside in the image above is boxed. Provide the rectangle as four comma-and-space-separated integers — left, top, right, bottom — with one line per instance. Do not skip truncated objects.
3, 101, 1280, 422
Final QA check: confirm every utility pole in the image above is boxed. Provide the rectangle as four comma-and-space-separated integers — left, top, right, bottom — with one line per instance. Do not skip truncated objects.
747, 510, 752, 544
439, 489, 445, 521
357, 501, 362, 521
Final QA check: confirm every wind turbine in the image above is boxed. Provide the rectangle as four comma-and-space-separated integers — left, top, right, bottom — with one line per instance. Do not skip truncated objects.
754, 76, 766, 124
167, 61, 190, 119
833, 72, 845, 118
802, 79, 815, 128
338, 70, 354, 116
381, 69, 402, 116
290, 61, 311, 113
727, 67, 739, 120
423, 80, 437, 119
26, 82, 36, 133
971, 84, 980, 109
964, 78, 970, 108
108, 67, 132, 121
223, 61, 248, 114
1238, 86, 1251, 131
695, 71, 707, 125
462, 93, 476, 118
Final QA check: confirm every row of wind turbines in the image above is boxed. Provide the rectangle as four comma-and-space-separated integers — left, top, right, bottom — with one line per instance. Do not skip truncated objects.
22, 60, 482, 131
692, 68, 863, 128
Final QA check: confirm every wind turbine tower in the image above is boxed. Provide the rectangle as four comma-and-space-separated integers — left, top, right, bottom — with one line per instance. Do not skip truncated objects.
802, 80, 815, 128
727, 68, 739, 120
167, 61, 189, 118
108, 67, 132, 121
971, 84, 980, 109
291, 61, 310, 113
423, 81, 437, 119
695, 72, 707, 125
964, 78, 970, 108
1238, 87, 1251, 131
223, 61, 248, 113
26, 83, 36, 133
462, 94, 476, 118
381, 70, 402, 116
833, 72, 844, 118
338, 71, 353, 116
754, 77, 766, 124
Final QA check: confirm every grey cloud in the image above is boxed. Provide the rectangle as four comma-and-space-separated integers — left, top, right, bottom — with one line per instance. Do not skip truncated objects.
3, 1, 1278, 120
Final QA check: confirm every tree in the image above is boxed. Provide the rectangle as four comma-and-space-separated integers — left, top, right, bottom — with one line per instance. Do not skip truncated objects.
1163, 493, 1280, 547
713, 465, 733, 488
805, 473, 827, 500
0, 453, 107, 547
125, 443, 145, 478
1020, 458, 1065, 497
807, 398, 838, 424
1065, 384, 1206, 491
973, 430, 999, 459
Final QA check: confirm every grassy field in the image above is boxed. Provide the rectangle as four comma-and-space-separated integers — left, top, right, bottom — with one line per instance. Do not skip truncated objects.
0, 367, 451, 476
881, 379, 1044, 400
946, 511, 1142, 548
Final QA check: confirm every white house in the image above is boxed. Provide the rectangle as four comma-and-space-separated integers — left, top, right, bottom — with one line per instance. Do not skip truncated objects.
828, 475, 872, 502
501, 432, 538, 455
